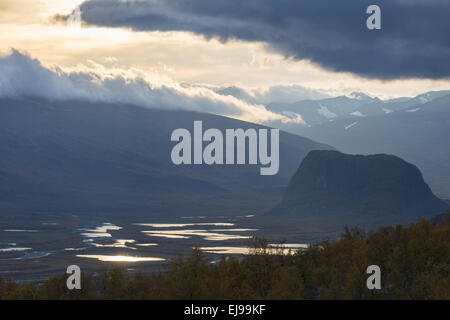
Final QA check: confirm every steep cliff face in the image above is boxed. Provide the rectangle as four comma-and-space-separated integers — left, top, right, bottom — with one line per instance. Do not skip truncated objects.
269, 150, 449, 226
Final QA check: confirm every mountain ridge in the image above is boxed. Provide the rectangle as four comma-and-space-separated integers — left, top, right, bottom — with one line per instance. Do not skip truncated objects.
0, 96, 333, 217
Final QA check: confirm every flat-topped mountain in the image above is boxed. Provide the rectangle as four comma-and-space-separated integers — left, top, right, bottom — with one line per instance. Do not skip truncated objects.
269, 150, 449, 227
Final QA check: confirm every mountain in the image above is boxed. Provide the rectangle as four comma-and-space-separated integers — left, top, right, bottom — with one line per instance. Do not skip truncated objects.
290, 94, 450, 198
385, 90, 450, 109
266, 93, 383, 127
214, 85, 330, 105
267, 90, 450, 128
269, 150, 449, 228
0, 97, 332, 218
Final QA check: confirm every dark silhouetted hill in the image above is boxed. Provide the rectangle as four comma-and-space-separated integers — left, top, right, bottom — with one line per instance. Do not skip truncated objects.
288, 94, 450, 198
269, 150, 449, 228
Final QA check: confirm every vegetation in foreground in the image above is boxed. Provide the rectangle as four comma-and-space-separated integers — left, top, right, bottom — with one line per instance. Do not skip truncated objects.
1, 215, 449, 300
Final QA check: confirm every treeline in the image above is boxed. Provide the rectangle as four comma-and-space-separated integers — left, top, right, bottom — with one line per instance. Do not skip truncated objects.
1, 215, 449, 300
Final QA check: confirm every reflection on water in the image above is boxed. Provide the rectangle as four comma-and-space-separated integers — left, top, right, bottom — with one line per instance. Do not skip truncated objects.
90, 239, 136, 250
80, 223, 122, 238
4, 217, 307, 269
76, 255, 165, 262
81, 232, 113, 238
143, 229, 251, 241
2, 217, 313, 274
135, 223, 234, 228
0, 244, 52, 260
78, 223, 136, 250
199, 243, 309, 255
0, 247, 31, 253
65, 247, 87, 252
136, 220, 258, 241
144, 233, 189, 239
210, 229, 258, 232
17, 251, 51, 260
199, 247, 250, 254
273, 243, 309, 249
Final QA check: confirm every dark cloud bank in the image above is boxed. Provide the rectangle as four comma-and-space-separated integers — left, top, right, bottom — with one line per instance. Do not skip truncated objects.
76, 0, 450, 80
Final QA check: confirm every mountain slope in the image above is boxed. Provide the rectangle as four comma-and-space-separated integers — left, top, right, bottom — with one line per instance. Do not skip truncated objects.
266, 92, 382, 126
265, 90, 450, 127
0, 97, 332, 217
269, 150, 449, 228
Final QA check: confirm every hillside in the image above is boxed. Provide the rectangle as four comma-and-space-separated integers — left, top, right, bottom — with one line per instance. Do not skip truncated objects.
0, 97, 332, 217
269, 150, 449, 228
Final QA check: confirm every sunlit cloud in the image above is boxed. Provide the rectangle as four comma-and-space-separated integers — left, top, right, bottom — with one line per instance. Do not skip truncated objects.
0, 0, 449, 102
76, 254, 165, 262
0, 50, 290, 124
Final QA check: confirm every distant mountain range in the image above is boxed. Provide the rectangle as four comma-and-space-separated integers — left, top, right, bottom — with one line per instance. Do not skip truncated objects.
266, 90, 450, 126
0, 97, 332, 217
269, 150, 449, 228
215, 87, 450, 128
214, 89, 450, 199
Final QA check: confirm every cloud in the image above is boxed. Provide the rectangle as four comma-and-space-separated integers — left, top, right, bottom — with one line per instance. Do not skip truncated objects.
251, 85, 330, 103
0, 0, 46, 23
0, 50, 288, 124
75, 0, 450, 80
213, 84, 329, 105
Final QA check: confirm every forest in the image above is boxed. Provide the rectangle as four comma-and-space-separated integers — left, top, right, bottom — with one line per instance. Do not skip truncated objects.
1, 214, 449, 300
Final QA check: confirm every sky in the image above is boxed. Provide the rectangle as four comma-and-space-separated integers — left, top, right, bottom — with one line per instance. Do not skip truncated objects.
1, 0, 450, 121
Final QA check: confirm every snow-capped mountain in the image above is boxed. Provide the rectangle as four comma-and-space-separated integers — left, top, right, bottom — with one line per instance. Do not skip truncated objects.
255, 90, 450, 127
265, 92, 387, 126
